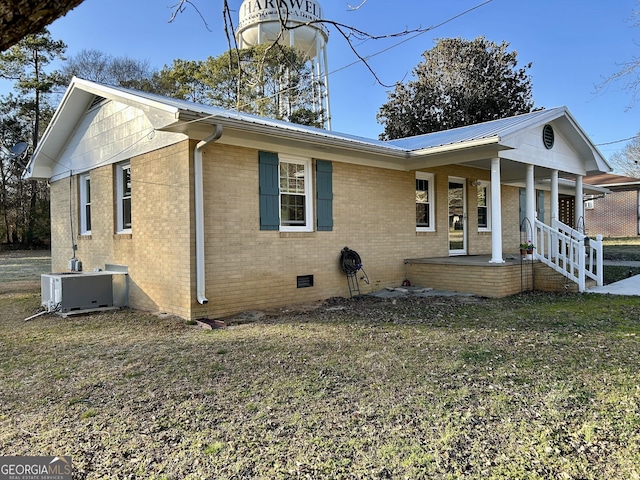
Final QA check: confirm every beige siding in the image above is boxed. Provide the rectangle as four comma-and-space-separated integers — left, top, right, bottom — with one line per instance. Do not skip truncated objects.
51, 99, 184, 181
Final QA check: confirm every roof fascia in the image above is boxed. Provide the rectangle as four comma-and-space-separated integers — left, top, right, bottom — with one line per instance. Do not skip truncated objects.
169, 113, 411, 161
23, 78, 88, 179
406, 136, 502, 157
71, 77, 179, 117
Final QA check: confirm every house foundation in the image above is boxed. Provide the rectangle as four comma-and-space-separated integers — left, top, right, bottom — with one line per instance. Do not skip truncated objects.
404, 256, 588, 297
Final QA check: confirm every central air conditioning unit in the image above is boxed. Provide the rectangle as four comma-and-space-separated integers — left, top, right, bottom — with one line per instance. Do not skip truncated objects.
41, 271, 128, 314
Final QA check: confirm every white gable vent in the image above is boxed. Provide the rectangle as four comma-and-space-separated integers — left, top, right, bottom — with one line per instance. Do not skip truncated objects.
88, 95, 107, 111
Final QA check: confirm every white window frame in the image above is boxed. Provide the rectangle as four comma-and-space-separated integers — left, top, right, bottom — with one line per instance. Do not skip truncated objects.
79, 173, 91, 235
279, 155, 313, 233
416, 172, 435, 232
116, 162, 132, 233
477, 180, 492, 232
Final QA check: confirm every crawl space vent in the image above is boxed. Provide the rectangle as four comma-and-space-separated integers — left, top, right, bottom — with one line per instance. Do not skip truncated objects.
297, 275, 314, 288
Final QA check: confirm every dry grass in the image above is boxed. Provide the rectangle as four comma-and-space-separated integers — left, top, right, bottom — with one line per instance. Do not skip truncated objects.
1, 250, 640, 478
0, 249, 50, 294
1, 290, 640, 479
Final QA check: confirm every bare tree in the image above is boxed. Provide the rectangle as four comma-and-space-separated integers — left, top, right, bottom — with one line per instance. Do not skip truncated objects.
609, 134, 640, 177
60, 49, 154, 88
1, 0, 494, 89
597, 2, 640, 108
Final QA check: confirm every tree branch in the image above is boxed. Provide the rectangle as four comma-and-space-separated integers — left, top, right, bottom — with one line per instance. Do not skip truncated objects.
0, 0, 85, 51
168, 0, 212, 32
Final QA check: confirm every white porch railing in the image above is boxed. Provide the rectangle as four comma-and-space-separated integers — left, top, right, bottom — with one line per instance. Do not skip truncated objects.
533, 219, 604, 292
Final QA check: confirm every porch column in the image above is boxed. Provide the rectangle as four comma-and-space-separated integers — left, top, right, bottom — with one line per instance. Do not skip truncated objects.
575, 174, 584, 231
550, 169, 559, 223
489, 158, 504, 263
550, 169, 559, 260
525, 164, 536, 240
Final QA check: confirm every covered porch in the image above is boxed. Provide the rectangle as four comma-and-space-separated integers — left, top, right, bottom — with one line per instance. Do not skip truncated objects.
393, 107, 611, 293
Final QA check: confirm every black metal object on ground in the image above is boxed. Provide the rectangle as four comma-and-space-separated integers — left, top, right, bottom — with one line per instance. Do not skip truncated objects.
340, 247, 368, 298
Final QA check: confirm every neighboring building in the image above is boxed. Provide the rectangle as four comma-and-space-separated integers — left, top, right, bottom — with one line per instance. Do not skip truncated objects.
584, 173, 640, 238
24, 78, 611, 320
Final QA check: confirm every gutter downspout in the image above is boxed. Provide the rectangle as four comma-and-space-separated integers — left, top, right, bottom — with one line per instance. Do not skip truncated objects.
195, 125, 223, 304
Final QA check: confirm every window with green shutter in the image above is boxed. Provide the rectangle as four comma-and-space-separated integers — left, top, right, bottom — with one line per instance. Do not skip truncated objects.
259, 152, 332, 232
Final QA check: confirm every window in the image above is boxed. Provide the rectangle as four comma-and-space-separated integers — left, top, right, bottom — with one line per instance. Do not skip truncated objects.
279, 158, 311, 229
116, 162, 131, 233
477, 181, 491, 231
259, 152, 319, 232
416, 172, 435, 231
80, 174, 91, 234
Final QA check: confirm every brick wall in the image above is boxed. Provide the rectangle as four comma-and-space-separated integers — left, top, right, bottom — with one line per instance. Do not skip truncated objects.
585, 190, 639, 238
50, 140, 528, 320
194, 146, 526, 319
404, 259, 586, 297
50, 141, 195, 318
405, 261, 525, 297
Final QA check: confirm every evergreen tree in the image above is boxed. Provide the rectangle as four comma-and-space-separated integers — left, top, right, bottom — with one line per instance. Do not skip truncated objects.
0, 29, 66, 246
377, 37, 535, 140
152, 45, 325, 127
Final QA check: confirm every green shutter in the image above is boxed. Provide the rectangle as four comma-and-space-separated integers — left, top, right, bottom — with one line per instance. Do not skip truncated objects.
537, 190, 545, 224
259, 151, 279, 230
316, 160, 333, 231
519, 188, 526, 231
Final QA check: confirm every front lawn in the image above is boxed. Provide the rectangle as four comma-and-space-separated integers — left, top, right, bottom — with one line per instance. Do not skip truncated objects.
1, 292, 639, 479
603, 237, 640, 262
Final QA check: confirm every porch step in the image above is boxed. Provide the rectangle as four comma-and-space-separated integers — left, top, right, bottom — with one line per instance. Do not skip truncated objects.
532, 262, 596, 293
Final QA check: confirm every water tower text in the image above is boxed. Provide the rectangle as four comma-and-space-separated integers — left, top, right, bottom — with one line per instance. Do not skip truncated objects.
241, 0, 322, 23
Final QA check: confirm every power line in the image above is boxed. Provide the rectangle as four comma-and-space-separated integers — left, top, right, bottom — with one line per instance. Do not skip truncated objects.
596, 134, 640, 146
170, 0, 495, 130
329, 0, 494, 77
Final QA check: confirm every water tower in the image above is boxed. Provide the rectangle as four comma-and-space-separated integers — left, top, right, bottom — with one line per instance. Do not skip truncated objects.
236, 0, 331, 129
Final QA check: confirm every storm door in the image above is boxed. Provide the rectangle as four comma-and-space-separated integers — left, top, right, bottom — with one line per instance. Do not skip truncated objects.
448, 178, 467, 255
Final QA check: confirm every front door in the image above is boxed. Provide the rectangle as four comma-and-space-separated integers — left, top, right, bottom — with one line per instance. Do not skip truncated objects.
449, 177, 466, 255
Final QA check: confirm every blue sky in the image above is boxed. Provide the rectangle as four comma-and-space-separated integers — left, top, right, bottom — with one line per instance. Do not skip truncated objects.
24, 0, 640, 162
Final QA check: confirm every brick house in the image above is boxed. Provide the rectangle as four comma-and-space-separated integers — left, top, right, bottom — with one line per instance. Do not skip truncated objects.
24, 78, 611, 320
583, 173, 640, 238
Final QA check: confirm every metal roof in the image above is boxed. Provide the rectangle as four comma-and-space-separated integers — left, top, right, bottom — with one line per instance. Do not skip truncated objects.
385, 108, 568, 151
99, 81, 402, 152
24, 78, 612, 180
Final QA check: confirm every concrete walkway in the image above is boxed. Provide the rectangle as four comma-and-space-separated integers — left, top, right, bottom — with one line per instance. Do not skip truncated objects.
587, 260, 640, 296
